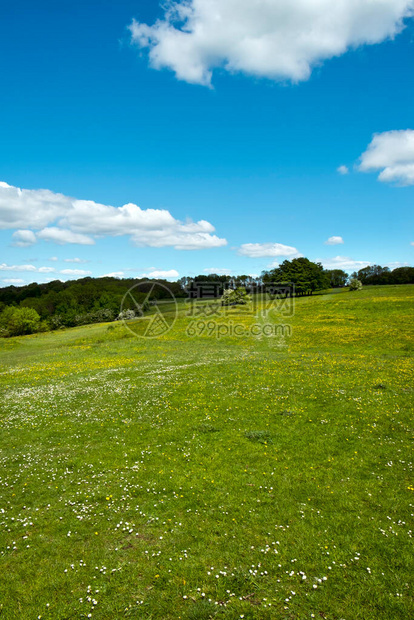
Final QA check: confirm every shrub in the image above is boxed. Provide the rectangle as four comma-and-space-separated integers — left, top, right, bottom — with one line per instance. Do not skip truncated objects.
0, 306, 42, 337
349, 278, 362, 291
117, 309, 136, 321
74, 308, 115, 326
221, 287, 250, 306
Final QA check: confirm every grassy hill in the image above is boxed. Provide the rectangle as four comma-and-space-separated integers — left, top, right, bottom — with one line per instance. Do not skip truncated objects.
0, 285, 413, 619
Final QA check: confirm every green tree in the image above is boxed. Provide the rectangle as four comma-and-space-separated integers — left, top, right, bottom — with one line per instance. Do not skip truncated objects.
324, 269, 348, 288
391, 266, 414, 284
263, 258, 329, 295
0, 306, 42, 336
354, 265, 391, 285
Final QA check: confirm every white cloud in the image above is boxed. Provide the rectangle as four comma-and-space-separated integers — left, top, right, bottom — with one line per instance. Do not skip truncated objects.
12, 230, 37, 247
38, 267, 56, 273
0, 264, 91, 277
59, 269, 92, 276
49, 256, 59, 261
129, 0, 414, 86
337, 165, 349, 175
238, 242, 301, 258
318, 256, 371, 271
130, 228, 226, 250
325, 236, 344, 246
102, 271, 125, 278
140, 269, 180, 279
358, 129, 414, 185
203, 267, 232, 275
0, 182, 72, 229
37, 227, 95, 245
0, 263, 56, 274
386, 261, 410, 268
2, 278, 25, 284
64, 257, 89, 263
64, 201, 226, 249
0, 181, 226, 249
0, 263, 37, 272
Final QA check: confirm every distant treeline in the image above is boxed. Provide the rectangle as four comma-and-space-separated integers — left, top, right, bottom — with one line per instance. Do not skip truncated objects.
351, 265, 414, 286
0, 260, 412, 336
0, 277, 185, 336
261, 259, 414, 293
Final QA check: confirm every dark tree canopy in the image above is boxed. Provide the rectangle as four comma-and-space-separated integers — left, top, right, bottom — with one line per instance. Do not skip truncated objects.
324, 269, 348, 288
262, 258, 330, 295
0, 276, 185, 331
351, 265, 414, 286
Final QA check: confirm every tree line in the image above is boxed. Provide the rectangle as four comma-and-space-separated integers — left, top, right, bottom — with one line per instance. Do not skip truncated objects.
261, 259, 413, 293
0, 277, 184, 337
350, 265, 414, 286
0, 259, 412, 336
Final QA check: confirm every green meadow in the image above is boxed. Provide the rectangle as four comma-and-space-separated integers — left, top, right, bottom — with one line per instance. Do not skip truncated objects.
0, 285, 413, 620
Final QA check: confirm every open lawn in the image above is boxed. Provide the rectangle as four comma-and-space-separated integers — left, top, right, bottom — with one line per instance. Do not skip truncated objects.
0, 285, 413, 619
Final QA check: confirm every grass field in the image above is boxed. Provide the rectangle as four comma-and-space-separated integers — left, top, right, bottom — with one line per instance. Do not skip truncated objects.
0, 285, 413, 620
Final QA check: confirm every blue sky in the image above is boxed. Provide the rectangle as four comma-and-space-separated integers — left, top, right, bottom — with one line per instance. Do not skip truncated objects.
1, 0, 414, 285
